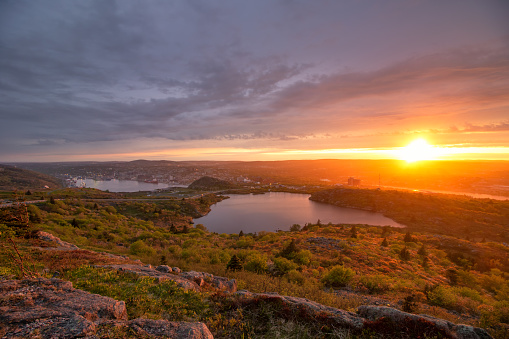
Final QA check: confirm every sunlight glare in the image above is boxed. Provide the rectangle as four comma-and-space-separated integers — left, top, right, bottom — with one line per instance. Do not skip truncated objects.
398, 139, 440, 162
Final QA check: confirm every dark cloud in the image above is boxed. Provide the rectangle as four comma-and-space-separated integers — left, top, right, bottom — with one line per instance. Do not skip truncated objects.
0, 0, 508, 160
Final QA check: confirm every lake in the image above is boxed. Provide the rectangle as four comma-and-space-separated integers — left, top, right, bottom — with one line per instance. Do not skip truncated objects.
195, 192, 405, 234
76, 179, 175, 192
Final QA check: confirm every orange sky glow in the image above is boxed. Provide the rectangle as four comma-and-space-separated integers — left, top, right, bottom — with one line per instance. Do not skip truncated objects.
1, 1, 508, 163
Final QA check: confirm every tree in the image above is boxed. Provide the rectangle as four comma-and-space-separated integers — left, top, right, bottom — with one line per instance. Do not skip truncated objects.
417, 244, 427, 256
422, 255, 430, 268
280, 239, 299, 259
402, 295, 417, 313
226, 255, 243, 271
25, 190, 32, 195
160, 255, 168, 265
350, 225, 357, 238
381, 238, 389, 247
290, 224, 301, 232
170, 224, 177, 233
239, 230, 244, 237
70, 218, 79, 228
399, 246, 411, 261
49, 196, 56, 204
182, 225, 189, 234
404, 231, 414, 243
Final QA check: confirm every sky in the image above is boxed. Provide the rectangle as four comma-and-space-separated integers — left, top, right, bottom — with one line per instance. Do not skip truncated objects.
1, 0, 508, 162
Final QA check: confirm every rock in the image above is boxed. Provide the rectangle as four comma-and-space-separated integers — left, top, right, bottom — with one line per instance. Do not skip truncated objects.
156, 265, 172, 273
0, 278, 126, 338
358, 306, 492, 339
172, 267, 181, 273
127, 318, 213, 339
234, 292, 492, 339
0, 278, 214, 339
234, 290, 364, 330
36, 231, 79, 250
97, 264, 200, 291
181, 271, 237, 293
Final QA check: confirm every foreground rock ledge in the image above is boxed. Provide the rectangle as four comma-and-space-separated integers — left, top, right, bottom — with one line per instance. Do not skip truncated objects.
235, 291, 492, 339
0, 278, 213, 339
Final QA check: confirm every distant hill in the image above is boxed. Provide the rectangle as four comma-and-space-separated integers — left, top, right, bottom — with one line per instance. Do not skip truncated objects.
0, 164, 62, 191
188, 176, 234, 190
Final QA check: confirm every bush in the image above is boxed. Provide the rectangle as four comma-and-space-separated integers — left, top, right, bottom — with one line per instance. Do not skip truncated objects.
129, 240, 156, 256
273, 257, 298, 276
426, 285, 457, 309
286, 270, 305, 285
293, 250, 312, 265
244, 254, 268, 274
358, 274, 393, 294
321, 265, 355, 288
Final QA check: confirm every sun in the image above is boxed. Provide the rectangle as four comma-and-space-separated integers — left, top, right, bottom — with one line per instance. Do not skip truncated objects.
398, 138, 440, 162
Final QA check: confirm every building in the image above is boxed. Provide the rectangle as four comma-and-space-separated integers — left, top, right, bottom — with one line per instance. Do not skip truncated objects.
347, 177, 361, 186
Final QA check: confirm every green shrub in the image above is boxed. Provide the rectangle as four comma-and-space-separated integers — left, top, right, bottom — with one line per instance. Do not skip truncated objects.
244, 254, 268, 274
293, 250, 312, 265
321, 265, 354, 288
286, 270, 305, 285
129, 240, 156, 256
273, 257, 298, 275
358, 274, 393, 294
426, 285, 458, 309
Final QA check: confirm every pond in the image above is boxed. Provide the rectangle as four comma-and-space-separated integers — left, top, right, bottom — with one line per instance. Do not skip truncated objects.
195, 192, 405, 234
76, 179, 173, 192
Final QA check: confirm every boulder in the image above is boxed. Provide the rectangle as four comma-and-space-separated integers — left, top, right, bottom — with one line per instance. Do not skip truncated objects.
155, 265, 172, 273
358, 306, 492, 339
0, 278, 126, 338
127, 318, 213, 339
96, 264, 201, 291
234, 291, 493, 339
181, 271, 237, 293
36, 231, 79, 250
0, 279, 214, 339
234, 290, 364, 330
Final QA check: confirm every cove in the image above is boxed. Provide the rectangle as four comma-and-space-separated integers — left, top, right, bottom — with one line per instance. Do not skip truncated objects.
75, 179, 171, 192
195, 192, 405, 234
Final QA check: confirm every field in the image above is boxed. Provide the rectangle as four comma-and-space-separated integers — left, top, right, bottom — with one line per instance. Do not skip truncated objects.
1, 187, 509, 338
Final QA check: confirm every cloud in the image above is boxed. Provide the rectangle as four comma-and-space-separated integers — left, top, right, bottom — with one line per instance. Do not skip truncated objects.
1, 0, 509, 160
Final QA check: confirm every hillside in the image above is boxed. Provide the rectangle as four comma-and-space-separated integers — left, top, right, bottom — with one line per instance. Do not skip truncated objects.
310, 187, 509, 243
0, 187, 508, 337
0, 164, 62, 191
188, 176, 234, 190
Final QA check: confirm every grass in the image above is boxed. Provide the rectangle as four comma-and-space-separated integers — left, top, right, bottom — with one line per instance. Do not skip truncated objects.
2, 188, 509, 337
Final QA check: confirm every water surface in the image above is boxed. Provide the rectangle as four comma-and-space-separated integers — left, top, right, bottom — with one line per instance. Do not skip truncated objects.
76, 179, 171, 192
196, 192, 405, 234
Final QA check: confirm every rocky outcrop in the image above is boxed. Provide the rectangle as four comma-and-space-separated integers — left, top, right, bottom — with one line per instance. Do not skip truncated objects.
0, 278, 213, 339
0, 278, 125, 338
358, 306, 492, 339
96, 264, 201, 291
97, 264, 237, 293
234, 291, 493, 339
127, 318, 213, 339
235, 290, 364, 330
37, 231, 79, 250
180, 270, 237, 293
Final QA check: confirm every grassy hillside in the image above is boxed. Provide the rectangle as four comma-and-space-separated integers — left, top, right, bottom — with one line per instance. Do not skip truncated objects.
311, 187, 509, 243
0, 164, 62, 191
1, 188, 508, 337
